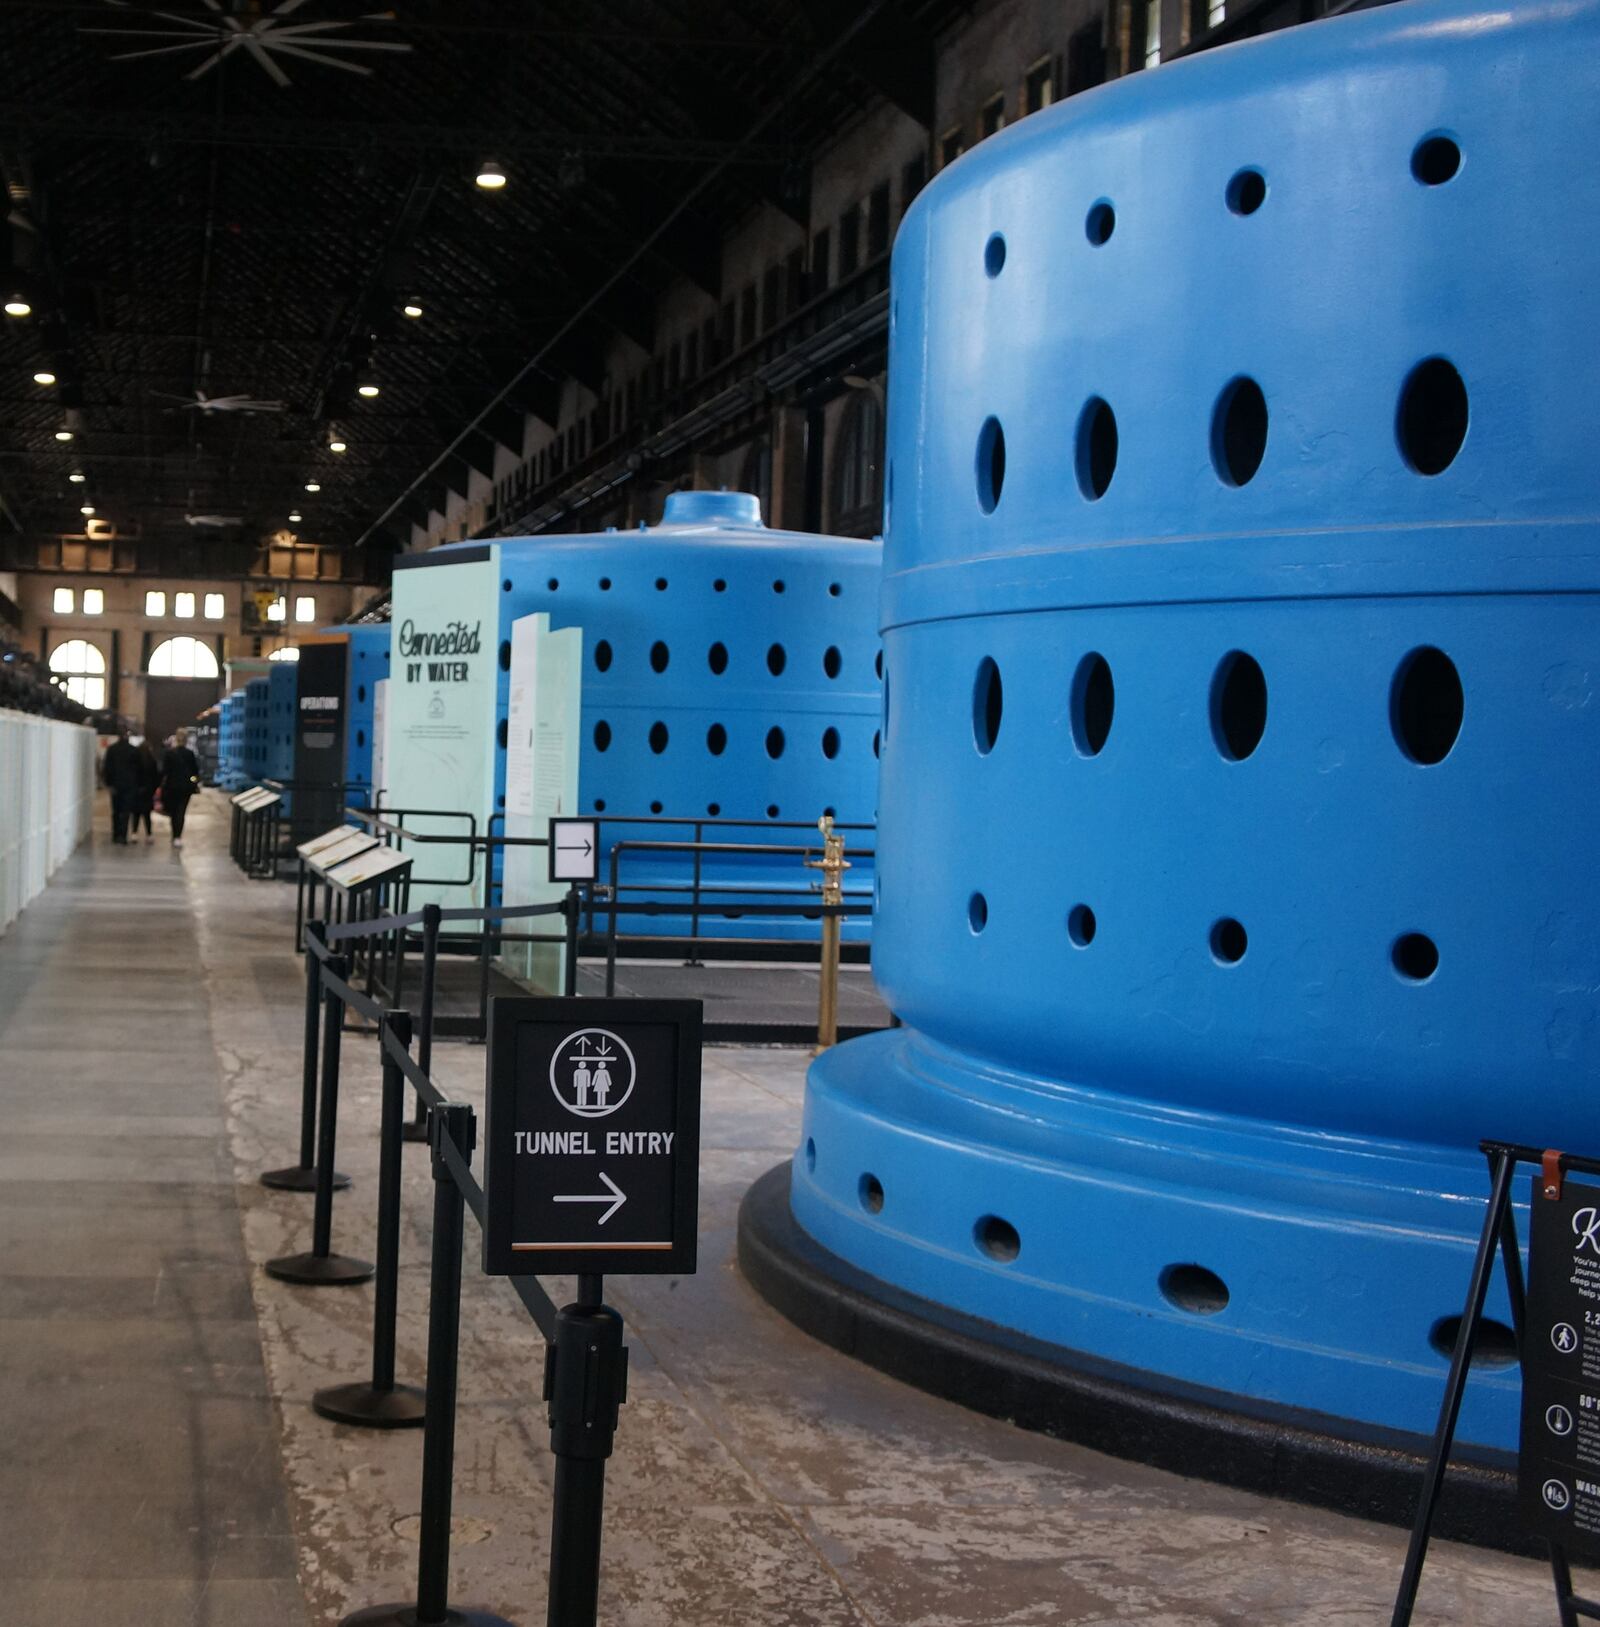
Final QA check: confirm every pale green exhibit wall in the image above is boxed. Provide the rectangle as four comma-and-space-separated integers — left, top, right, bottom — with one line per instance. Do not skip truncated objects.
385, 556, 499, 910
0, 711, 97, 936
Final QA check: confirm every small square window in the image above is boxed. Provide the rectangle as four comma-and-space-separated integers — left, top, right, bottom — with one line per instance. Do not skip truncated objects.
145, 590, 166, 617
1145, 0, 1163, 66
980, 94, 1006, 137
940, 126, 966, 168
294, 595, 316, 623
82, 588, 104, 615
174, 590, 196, 618
53, 586, 74, 614
266, 596, 287, 623
204, 592, 225, 619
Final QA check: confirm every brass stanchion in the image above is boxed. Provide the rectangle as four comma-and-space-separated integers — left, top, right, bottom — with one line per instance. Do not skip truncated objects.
806, 815, 850, 1052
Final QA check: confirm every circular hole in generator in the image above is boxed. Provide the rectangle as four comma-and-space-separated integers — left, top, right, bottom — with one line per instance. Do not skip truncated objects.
875, 650, 884, 680
356, 729, 366, 747
1211, 377, 1268, 486
1070, 653, 1115, 756
984, 232, 1006, 277
1211, 652, 1268, 760
1160, 1264, 1230, 1315
968, 891, 988, 933
766, 726, 786, 759
502, 578, 512, 592
648, 721, 669, 755
1397, 357, 1468, 476
707, 801, 721, 816
547, 577, 559, 591
766, 803, 781, 818
357, 684, 367, 702
706, 723, 727, 756
1393, 932, 1439, 982
593, 720, 611, 753
1067, 904, 1097, 947
805, 1137, 816, 1174
650, 800, 663, 814
975, 416, 1006, 513
772, 579, 786, 594
823, 645, 842, 679
1085, 199, 1115, 245
872, 729, 881, 759
650, 640, 670, 673
972, 656, 1003, 755
1226, 167, 1267, 215
498, 640, 511, 672
828, 581, 842, 597
593, 639, 613, 674
1075, 396, 1118, 500
1392, 646, 1464, 764
599, 576, 612, 591
975, 1215, 1021, 1263
593, 798, 606, 811
713, 577, 726, 593
1429, 1315, 1518, 1368
707, 642, 729, 675
767, 643, 787, 676
655, 576, 668, 591
1411, 134, 1461, 187
1210, 917, 1248, 964
822, 727, 840, 759
859, 1174, 885, 1214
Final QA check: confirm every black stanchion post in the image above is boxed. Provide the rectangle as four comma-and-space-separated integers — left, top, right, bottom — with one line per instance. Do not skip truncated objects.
563, 885, 580, 998
342, 1103, 512, 1627
266, 951, 375, 1287
314, 1009, 426, 1429
262, 921, 350, 1194
404, 902, 442, 1144
544, 1273, 627, 1627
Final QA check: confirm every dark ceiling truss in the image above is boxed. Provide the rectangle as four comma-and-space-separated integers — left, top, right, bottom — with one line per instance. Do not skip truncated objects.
0, 0, 962, 561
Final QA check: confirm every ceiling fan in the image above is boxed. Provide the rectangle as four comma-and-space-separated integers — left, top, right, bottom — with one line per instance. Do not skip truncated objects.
152, 389, 288, 414
81, 1, 412, 89
184, 513, 244, 527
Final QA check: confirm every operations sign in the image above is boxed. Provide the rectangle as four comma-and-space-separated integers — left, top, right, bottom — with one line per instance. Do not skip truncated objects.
483, 996, 701, 1277
1519, 1174, 1600, 1560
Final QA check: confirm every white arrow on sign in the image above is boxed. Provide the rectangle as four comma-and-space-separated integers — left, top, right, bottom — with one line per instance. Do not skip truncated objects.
553, 1170, 626, 1225
557, 837, 593, 856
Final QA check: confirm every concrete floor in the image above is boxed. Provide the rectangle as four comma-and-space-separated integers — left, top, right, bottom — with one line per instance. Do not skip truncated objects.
0, 800, 1573, 1624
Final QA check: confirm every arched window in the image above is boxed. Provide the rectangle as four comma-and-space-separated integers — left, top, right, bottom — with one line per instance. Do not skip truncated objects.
148, 636, 220, 679
49, 638, 107, 710
830, 387, 884, 538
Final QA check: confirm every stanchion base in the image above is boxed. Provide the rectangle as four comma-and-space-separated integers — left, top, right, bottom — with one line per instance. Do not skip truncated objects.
265, 1251, 375, 1286
400, 1118, 430, 1144
260, 1164, 351, 1193
340, 1605, 515, 1626
313, 1381, 426, 1429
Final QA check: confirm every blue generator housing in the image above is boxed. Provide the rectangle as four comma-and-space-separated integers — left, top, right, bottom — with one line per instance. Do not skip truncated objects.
217, 690, 247, 789
240, 676, 271, 783
342, 624, 389, 800
785, 0, 1600, 1456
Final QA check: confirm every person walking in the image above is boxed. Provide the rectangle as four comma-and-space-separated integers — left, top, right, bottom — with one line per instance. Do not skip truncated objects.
132, 733, 161, 844
160, 727, 202, 848
101, 725, 140, 845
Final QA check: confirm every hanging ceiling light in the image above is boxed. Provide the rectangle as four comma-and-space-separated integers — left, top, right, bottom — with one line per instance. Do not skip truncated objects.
33, 370, 56, 386
54, 428, 74, 442
80, 503, 95, 516
68, 470, 86, 483
475, 159, 507, 190
328, 437, 347, 453
289, 509, 303, 522
356, 382, 380, 399
304, 481, 321, 492
4, 296, 31, 318
402, 300, 423, 319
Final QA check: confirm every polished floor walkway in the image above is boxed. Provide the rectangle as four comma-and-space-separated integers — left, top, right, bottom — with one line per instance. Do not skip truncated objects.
0, 807, 306, 1625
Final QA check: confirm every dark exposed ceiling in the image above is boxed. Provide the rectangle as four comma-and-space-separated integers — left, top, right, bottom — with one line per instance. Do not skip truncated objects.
0, 0, 952, 566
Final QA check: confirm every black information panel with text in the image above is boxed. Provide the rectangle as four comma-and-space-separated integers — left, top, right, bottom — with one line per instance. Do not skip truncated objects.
1519, 1174, 1600, 1560
291, 639, 348, 836
482, 996, 701, 1277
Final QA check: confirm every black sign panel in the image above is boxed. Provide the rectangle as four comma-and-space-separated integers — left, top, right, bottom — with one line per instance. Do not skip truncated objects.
1519, 1175, 1600, 1560
293, 640, 348, 838
482, 997, 701, 1277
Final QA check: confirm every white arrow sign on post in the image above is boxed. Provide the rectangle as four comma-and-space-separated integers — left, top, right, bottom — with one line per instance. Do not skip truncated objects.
553, 1171, 626, 1225
549, 817, 599, 883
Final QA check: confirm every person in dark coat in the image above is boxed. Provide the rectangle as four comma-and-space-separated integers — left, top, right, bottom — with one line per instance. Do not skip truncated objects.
101, 725, 140, 845
160, 727, 201, 848
132, 734, 161, 844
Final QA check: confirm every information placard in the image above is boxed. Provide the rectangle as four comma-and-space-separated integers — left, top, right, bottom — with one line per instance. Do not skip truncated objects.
482, 997, 701, 1277
297, 824, 362, 861
306, 830, 379, 874
1520, 1174, 1600, 1560
325, 845, 413, 891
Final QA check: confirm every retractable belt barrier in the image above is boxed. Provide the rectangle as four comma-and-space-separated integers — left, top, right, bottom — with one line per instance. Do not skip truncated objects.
257, 902, 696, 1626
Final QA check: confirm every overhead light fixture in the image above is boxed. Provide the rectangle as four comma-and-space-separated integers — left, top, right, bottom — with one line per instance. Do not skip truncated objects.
304, 481, 321, 492
4, 297, 31, 318
402, 300, 423, 319
356, 382, 380, 399
289, 509, 303, 522
80, 503, 95, 516
68, 470, 86, 483
33, 370, 56, 386
475, 159, 507, 190
54, 428, 74, 442
329, 438, 347, 453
